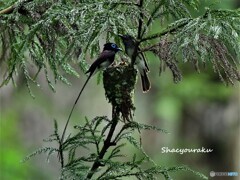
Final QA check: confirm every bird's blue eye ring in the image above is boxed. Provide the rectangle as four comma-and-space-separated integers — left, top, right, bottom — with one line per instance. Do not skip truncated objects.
111, 44, 116, 48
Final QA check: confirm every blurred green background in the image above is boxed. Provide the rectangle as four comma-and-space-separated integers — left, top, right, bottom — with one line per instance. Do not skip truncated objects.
0, 0, 239, 179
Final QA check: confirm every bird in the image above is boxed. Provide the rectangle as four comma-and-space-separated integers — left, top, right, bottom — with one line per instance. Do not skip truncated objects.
119, 34, 150, 92
60, 42, 122, 143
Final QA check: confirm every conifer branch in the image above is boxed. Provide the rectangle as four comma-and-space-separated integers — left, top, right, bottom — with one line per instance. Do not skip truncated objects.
0, 5, 15, 15
0, 0, 33, 15
140, 18, 192, 42
141, 1, 163, 37
85, 108, 119, 179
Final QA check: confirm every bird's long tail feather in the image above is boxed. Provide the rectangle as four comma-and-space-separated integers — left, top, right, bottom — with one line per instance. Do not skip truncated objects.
60, 73, 92, 144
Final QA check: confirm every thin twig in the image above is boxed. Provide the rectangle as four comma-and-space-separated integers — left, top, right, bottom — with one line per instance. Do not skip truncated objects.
137, 0, 144, 40
0, 5, 15, 15
0, 0, 33, 15
132, 0, 144, 65
141, 2, 163, 37
140, 19, 192, 42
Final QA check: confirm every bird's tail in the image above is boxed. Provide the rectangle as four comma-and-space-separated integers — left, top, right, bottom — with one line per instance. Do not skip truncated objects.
141, 71, 151, 93
60, 73, 92, 144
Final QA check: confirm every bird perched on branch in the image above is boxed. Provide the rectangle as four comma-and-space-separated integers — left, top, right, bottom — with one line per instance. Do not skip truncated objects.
119, 34, 150, 92
61, 42, 122, 142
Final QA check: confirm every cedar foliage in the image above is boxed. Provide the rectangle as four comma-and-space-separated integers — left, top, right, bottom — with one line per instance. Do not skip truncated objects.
1, 0, 239, 90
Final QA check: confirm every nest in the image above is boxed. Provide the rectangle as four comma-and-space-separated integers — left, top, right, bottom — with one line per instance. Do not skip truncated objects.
103, 64, 137, 121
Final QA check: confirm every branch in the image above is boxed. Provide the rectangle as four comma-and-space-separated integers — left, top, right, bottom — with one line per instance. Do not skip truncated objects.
141, 2, 163, 37
132, 0, 144, 65
85, 65, 136, 179
85, 108, 119, 179
137, 0, 144, 40
0, 5, 15, 14
0, 0, 33, 15
140, 18, 192, 42
140, 10, 216, 43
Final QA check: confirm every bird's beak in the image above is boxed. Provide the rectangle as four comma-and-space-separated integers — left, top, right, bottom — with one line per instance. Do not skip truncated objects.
118, 48, 122, 51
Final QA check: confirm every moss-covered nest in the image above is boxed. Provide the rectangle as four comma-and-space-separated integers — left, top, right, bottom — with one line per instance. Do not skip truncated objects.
103, 64, 137, 121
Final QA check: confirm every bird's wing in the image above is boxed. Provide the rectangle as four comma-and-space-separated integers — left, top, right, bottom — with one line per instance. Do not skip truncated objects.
86, 50, 115, 74
138, 47, 149, 72
97, 50, 115, 63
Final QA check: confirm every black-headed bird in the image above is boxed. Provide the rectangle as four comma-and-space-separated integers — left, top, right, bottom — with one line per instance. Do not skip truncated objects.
61, 42, 122, 142
119, 34, 150, 92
